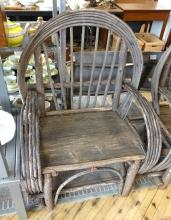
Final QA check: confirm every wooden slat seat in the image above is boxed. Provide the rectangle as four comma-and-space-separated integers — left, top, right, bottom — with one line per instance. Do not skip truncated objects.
40, 111, 144, 171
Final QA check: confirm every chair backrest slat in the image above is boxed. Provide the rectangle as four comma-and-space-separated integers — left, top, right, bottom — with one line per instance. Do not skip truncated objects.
112, 40, 127, 111
42, 43, 59, 110
102, 37, 121, 107
34, 47, 45, 116
86, 27, 99, 108
70, 27, 74, 109
93, 30, 111, 107
79, 26, 85, 108
54, 33, 67, 109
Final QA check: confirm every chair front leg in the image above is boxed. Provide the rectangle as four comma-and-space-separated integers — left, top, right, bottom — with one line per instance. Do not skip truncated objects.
44, 173, 53, 211
122, 160, 140, 196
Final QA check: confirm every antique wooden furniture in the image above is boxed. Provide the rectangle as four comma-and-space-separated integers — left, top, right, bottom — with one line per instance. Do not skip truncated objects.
151, 45, 171, 188
0, 60, 27, 219
116, 1, 170, 40
18, 10, 161, 210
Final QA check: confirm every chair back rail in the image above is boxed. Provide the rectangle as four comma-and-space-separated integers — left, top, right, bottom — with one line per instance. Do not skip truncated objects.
18, 10, 143, 115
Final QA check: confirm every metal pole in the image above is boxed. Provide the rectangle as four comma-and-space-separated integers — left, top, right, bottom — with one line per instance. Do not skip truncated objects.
52, 0, 58, 17
0, 58, 11, 113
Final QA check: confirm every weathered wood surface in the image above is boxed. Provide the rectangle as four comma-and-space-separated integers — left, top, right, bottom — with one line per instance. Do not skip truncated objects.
149, 46, 171, 187
123, 84, 161, 174
18, 10, 162, 208
40, 111, 144, 171
18, 9, 143, 111
20, 90, 42, 194
152, 45, 171, 113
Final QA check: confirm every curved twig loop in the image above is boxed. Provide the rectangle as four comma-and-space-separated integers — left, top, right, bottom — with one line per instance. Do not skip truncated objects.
124, 84, 162, 173
54, 167, 124, 204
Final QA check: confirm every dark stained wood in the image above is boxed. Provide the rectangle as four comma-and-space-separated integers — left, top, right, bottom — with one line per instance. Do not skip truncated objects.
117, 2, 169, 11
40, 111, 144, 170
116, 2, 170, 40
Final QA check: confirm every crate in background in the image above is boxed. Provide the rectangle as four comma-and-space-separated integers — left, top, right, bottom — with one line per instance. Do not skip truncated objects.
137, 38, 144, 50
135, 33, 165, 52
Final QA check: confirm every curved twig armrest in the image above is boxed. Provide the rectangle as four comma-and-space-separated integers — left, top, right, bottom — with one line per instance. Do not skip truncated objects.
20, 89, 42, 194
158, 88, 171, 143
123, 84, 162, 174
152, 46, 171, 114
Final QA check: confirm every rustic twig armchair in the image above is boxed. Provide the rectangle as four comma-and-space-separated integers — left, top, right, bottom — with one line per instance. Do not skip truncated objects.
151, 45, 171, 188
18, 10, 161, 210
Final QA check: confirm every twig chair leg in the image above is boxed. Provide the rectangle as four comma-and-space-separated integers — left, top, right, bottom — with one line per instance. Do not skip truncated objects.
122, 160, 140, 196
44, 174, 53, 211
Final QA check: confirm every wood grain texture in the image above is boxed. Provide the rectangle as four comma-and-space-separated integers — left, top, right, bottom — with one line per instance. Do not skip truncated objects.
116, 2, 170, 11
40, 111, 144, 170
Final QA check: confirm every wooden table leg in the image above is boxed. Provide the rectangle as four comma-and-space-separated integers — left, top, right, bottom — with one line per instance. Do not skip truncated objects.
44, 173, 53, 211
160, 14, 170, 40
122, 160, 140, 196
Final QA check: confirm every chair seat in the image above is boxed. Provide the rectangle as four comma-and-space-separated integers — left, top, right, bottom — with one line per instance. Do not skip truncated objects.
40, 111, 145, 171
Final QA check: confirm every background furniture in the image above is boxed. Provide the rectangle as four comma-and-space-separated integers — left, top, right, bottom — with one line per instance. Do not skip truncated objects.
116, 1, 170, 39
0, 7, 7, 47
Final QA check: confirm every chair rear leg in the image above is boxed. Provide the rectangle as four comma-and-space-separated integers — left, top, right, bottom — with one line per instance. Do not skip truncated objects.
122, 160, 140, 196
9, 183, 27, 220
161, 167, 171, 188
44, 173, 53, 211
